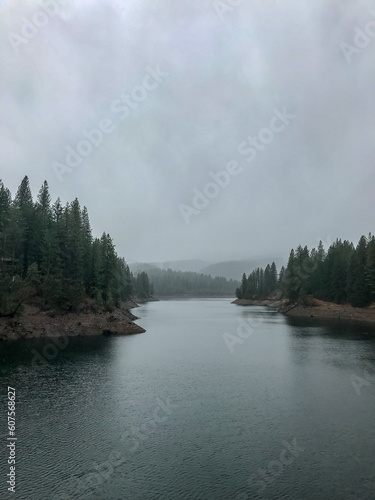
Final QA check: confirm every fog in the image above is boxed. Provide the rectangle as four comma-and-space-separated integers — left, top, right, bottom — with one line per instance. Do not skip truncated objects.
1, 0, 374, 265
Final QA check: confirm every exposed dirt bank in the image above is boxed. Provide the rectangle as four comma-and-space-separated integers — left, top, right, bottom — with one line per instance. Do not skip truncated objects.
156, 295, 235, 299
281, 299, 375, 324
232, 298, 283, 308
134, 297, 160, 303
232, 298, 375, 324
0, 299, 146, 342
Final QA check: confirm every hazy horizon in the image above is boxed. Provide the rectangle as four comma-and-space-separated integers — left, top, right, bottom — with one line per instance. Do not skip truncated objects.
2, 0, 374, 263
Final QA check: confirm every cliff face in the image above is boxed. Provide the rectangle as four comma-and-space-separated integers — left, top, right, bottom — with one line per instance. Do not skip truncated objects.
0, 300, 145, 341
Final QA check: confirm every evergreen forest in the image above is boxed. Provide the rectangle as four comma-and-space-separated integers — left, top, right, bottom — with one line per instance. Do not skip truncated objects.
0, 176, 151, 316
236, 237, 375, 308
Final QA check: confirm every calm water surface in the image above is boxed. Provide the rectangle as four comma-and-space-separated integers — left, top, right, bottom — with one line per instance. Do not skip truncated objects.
1, 299, 375, 499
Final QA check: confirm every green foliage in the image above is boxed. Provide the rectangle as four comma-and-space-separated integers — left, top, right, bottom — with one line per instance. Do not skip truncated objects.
347, 236, 371, 307
236, 262, 279, 300
0, 274, 24, 317
26, 262, 41, 287
0, 177, 136, 314
134, 271, 151, 298
237, 235, 375, 308
366, 234, 375, 302
140, 268, 238, 297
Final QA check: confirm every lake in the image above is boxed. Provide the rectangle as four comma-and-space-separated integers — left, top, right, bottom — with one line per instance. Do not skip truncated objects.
1, 298, 375, 499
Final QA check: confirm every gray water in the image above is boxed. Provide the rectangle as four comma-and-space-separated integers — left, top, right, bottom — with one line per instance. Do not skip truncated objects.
1, 299, 375, 500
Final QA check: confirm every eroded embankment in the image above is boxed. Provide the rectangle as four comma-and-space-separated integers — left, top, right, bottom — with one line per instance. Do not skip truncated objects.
0, 299, 146, 341
232, 298, 375, 324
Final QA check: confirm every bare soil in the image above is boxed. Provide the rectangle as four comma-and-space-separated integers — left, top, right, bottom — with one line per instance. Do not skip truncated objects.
232, 298, 375, 324
282, 299, 375, 324
232, 298, 283, 307
0, 299, 145, 341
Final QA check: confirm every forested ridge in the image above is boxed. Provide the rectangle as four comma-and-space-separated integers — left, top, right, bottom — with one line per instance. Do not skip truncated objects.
236, 236, 375, 308
0, 176, 151, 316
136, 267, 239, 297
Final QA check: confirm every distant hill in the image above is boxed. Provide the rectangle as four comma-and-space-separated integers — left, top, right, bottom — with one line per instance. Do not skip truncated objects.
130, 257, 285, 281
130, 260, 209, 274
129, 262, 160, 274
200, 258, 285, 281
133, 267, 239, 297
156, 259, 209, 272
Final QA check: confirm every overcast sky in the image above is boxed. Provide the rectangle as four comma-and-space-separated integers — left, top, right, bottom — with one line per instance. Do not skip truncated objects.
1, 0, 374, 265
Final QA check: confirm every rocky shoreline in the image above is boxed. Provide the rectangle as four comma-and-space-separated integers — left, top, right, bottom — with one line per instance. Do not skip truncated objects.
232, 298, 375, 324
0, 299, 148, 342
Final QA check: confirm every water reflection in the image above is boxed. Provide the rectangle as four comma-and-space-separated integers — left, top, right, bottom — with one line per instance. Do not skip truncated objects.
0, 300, 374, 499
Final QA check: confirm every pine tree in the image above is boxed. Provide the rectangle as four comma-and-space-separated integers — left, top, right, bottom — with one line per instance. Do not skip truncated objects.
36, 181, 51, 216
14, 175, 33, 208
99, 233, 117, 306
88, 237, 102, 299
34, 181, 52, 267
241, 273, 247, 299
270, 262, 278, 295
283, 249, 300, 300
247, 271, 256, 298
278, 266, 285, 289
13, 176, 35, 277
347, 236, 371, 307
264, 264, 271, 297
259, 268, 264, 298
136, 272, 150, 298
326, 240, 353, 303
81, 206, 93, 290
366, 234, 375, 302
0, 181, 12, 263
114, 257, 132, 301
0, 177, 140, 312
294, 245, 310, 298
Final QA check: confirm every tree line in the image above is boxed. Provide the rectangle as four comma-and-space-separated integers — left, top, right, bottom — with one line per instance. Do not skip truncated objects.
0, 176, 152, 316
141, 267, 239, 296
134, 271, 154, 299
236, 235, 375, 308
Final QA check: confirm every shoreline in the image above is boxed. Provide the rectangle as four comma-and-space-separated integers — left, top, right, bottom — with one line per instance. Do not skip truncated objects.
155, 295, 235, 299
4, 294, 374, 342
0, 295, 234, 342
0, 299, 147, 342
232, 298, 375, 325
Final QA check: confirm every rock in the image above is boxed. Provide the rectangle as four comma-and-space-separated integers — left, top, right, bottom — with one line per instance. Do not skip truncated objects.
0, 300, 146, 341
